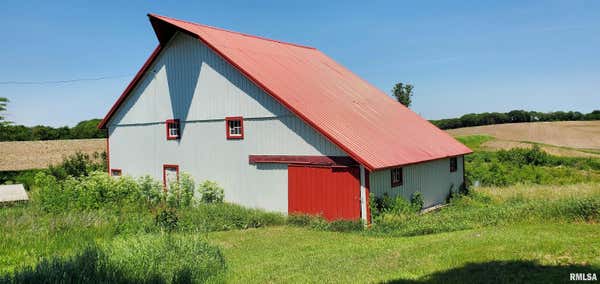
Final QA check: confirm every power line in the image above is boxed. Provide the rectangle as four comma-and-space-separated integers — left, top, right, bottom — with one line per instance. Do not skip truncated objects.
0, 74, 134, 85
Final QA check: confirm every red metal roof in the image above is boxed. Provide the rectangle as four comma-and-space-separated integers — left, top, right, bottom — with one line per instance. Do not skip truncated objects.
99, 14, 472, 170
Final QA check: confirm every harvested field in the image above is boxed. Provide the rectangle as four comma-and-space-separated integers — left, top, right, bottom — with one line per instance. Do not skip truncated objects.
447, 121, 600, 150
0, 139, 105, 171
448, 121, 600, 157
481, 140, 600, 158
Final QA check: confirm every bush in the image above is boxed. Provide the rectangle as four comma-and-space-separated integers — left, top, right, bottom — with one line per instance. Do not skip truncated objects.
138, 175, 162, 206
33, 171, 143, 212
0, 169, 42, 190
198, 180, 224, 203
155, 207, 179, 232
48, 152, 106, 180
370, 193, 422, 223
411, 192, 424, 211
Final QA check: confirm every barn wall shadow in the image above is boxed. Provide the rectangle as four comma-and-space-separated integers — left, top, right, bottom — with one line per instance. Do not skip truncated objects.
383, 260, 599, 284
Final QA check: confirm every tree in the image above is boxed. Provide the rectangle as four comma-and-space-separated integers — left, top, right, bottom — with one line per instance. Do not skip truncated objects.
71, 119, 106, 139
392, 83, 414, 107
0, 97, 8, 124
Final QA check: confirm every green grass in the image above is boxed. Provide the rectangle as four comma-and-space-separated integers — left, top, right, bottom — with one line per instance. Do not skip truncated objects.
455, 134, 494, 150
0, 202, 283, 278
1, 183, 599, 283
208, 224, 600, 283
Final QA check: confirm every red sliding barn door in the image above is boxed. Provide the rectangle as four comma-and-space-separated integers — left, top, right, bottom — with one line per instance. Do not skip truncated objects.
288, 165, 361, 221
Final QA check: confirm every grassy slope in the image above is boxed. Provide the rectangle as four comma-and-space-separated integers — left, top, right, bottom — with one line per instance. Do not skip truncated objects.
210, 224, 600, 283
1, 182, 598, 283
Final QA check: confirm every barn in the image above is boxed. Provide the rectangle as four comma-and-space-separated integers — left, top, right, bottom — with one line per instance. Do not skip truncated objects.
98, 14, 472, 222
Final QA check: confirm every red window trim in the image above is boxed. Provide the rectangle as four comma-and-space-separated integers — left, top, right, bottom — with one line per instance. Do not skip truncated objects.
225, 116, 244, 139
450, 157, 458, 172
166, 119, 180, 140
110, 168, 122, 176
390, 167, 403, 187
162, 164, 180, 188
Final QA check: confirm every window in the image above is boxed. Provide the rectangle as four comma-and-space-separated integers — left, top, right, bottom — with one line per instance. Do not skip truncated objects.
110, 169, 122, 177
226, 117, 244, 139
163, 164, 179, 190
391, 167, 403, 187
450, 157, 457, 172
166, 119, 180, 140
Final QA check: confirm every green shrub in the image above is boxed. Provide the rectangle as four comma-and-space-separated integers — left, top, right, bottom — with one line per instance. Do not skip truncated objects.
138, 175, 162, 206
0, 169, 42, 190
164, 173, 197, 209
411, 192, 424, 211
179, 173, 195, 207
371, 193, 421, 223
48, 152, 105, 180
198, 180, 224, 203
155, 207, 179, 232
33, 171, 143, 212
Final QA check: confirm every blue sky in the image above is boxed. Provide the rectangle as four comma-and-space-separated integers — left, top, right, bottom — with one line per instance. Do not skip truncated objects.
1, 1, 599, 127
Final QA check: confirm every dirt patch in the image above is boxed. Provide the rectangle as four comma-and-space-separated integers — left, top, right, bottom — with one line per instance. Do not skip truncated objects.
447, 121, 600, 150
0, 139, 105, 171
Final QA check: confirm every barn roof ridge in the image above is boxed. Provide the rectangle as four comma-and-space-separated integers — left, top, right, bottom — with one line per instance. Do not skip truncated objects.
147, 13, 317, 50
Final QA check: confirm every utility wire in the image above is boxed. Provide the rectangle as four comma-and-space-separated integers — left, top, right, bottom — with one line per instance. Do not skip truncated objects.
0, 74, 134, 85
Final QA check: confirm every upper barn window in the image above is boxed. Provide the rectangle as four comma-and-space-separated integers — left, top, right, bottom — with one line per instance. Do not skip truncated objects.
450, 157, 457, 172
391, 167, 403, 187
226, 117, 244, 139
166, 119, 180, 140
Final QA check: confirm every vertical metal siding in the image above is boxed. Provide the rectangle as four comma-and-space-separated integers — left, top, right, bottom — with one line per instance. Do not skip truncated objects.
369, 156, 464, 208
108, 32, 348, 213
288, 166, 361, 220
110, 32, 290, 125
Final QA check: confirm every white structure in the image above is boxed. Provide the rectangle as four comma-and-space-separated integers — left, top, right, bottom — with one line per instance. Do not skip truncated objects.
99, 14, 472, 221
0, 184, 29, 203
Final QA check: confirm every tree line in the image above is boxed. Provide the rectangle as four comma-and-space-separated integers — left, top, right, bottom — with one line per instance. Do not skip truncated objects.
0, 119, 107, 141
0, 97, 107, 141
430, 110, 600, 130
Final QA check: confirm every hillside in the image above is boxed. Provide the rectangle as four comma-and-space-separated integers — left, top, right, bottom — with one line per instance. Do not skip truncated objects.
0, 139, 105, 171
447, 121, 600, 157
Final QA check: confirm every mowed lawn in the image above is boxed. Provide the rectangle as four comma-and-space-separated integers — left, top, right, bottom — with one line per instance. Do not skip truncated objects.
210, 224, 600, 283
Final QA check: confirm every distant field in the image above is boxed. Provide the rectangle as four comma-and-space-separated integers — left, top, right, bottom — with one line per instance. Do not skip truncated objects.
0, 139, 105, 171
448, 121, 600, 157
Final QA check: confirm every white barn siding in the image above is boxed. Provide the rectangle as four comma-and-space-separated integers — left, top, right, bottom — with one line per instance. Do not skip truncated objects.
369, 156, 464, 208
107, 32, 347, 212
